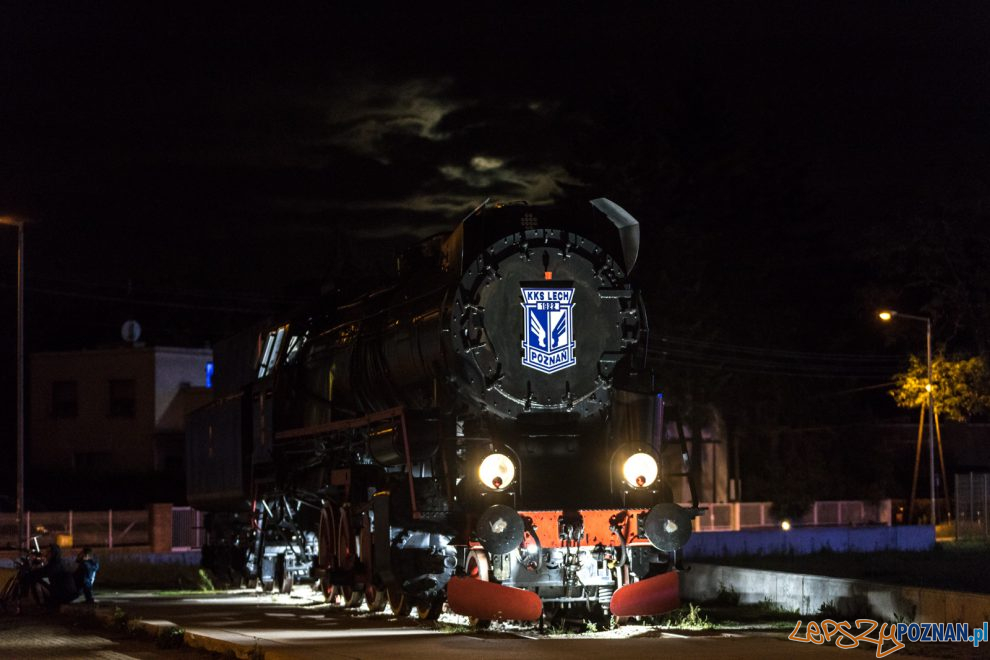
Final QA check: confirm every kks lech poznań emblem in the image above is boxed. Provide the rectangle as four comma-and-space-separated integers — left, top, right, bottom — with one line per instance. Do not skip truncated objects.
521, 287, 576, 374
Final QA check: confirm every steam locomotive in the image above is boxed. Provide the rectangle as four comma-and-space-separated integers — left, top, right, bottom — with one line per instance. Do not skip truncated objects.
186, 198, 701, 623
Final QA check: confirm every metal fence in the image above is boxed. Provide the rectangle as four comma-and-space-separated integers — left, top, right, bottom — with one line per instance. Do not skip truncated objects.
955, 472, 989, 538
0, 506, 205, 551
3, 500, 898, 549
171, 506, 205, 550
0, 509, 148, 549
693, 499, 894, 531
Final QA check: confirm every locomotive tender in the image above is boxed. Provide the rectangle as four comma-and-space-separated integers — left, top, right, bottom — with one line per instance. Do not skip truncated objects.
187, 198, 700, 622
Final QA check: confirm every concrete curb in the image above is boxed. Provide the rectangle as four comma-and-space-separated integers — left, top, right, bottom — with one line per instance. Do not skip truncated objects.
62, 602, 264, 659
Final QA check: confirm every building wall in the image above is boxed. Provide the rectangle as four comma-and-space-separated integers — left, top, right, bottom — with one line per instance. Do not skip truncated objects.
153, 348, 213, 430
31, 348, 154, 472
29, 346, 213, 475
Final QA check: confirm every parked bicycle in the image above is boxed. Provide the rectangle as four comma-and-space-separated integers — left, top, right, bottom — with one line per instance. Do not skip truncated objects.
0, 536, 50, 615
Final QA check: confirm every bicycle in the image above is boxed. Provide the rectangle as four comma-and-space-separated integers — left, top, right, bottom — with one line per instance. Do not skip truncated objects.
0, 537, 50, 615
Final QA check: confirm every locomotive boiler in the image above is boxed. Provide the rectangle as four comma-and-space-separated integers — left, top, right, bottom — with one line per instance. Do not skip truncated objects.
187, 198, 701, 623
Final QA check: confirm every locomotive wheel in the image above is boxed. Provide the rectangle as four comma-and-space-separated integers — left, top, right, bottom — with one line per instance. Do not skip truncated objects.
274, 554, 293, 594
387, 586, 412, 616
334, 508, 362, 607
340, 585, 364, 608
318, 505, 337, 599
415, 596, 445, 621
365, 584, 387, 612
319, 576, 334, 601
357, 513, 374, 588
280, 570, 294, 595
465, 550, 491, 629
336, 506, 356, 574
261, 580, 274, 593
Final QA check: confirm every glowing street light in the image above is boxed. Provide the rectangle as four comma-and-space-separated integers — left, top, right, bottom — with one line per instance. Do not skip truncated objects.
878, 309, 936, 526
0, 216, 25, 551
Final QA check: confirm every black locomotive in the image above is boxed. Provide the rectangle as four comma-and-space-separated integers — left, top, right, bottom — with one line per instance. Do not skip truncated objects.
187, 198, 700, 622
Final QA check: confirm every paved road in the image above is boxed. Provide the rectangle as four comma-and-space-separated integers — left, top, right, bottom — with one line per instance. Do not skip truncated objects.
98, 587, 857, 659
4, 587, 982, 659
0, 610, 211, 659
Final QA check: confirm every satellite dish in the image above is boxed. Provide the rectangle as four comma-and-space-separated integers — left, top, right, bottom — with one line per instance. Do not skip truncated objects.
121, 319, 142, 344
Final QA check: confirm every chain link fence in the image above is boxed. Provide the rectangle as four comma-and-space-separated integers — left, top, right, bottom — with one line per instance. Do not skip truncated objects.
955, 472, 989, 539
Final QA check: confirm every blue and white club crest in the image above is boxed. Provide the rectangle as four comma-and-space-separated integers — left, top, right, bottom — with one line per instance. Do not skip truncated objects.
521, 287, 576, 374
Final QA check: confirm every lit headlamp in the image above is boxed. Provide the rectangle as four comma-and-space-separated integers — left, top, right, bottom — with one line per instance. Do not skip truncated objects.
478, 452, 516, 491
621, 452, 659, 489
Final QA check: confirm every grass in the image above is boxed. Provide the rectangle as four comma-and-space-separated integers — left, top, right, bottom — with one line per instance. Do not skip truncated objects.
756, 596, 798, 617
659, 603, 715, 631
706, 540, 990, 593
154, 626, 186, 649
698, 586, 802, 631
435, 621, 474, 634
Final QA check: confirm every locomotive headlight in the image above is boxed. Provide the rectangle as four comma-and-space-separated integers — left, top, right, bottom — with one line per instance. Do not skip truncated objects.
479, 452, 516, 491
622, 452, 659, 489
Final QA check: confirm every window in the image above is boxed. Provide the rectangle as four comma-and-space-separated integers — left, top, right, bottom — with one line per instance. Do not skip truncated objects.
284, 332, 306, 365
164, 455, 183, 476
108, 379, 136, 418
257, 324, 288, 378
52, 380, 78, 419
74, 452, 111, 472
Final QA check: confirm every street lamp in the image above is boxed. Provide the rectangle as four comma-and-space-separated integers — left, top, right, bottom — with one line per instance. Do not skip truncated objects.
0, 216, 24, 550
878, 309, 936, 526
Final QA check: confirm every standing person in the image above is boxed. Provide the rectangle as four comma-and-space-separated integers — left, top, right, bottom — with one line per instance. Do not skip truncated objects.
75, 547, 100, 604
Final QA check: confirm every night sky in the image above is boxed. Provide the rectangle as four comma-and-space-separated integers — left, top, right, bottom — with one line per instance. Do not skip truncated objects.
3, 4, 990, 503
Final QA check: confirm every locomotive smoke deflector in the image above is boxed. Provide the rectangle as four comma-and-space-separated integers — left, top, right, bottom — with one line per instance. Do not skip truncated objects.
590, 197, 640, 274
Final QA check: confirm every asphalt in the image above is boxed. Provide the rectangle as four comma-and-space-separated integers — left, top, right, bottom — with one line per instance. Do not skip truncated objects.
3, 587, 981, 659
0, 603, 209, 659
49, 589, 842, 660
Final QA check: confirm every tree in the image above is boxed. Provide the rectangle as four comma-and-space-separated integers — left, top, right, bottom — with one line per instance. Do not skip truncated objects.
890, 354, 990, 421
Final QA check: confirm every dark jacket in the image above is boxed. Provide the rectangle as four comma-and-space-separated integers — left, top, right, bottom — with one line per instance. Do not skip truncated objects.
75, 555, 99, 588
38, 545, 79, 604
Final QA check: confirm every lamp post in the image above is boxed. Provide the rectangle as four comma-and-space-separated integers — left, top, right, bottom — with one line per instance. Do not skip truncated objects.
879, 309, 936, 526
0, 216, 24, 550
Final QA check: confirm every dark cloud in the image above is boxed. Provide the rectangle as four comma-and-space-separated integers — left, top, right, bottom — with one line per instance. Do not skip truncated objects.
2, 3, 990, 354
